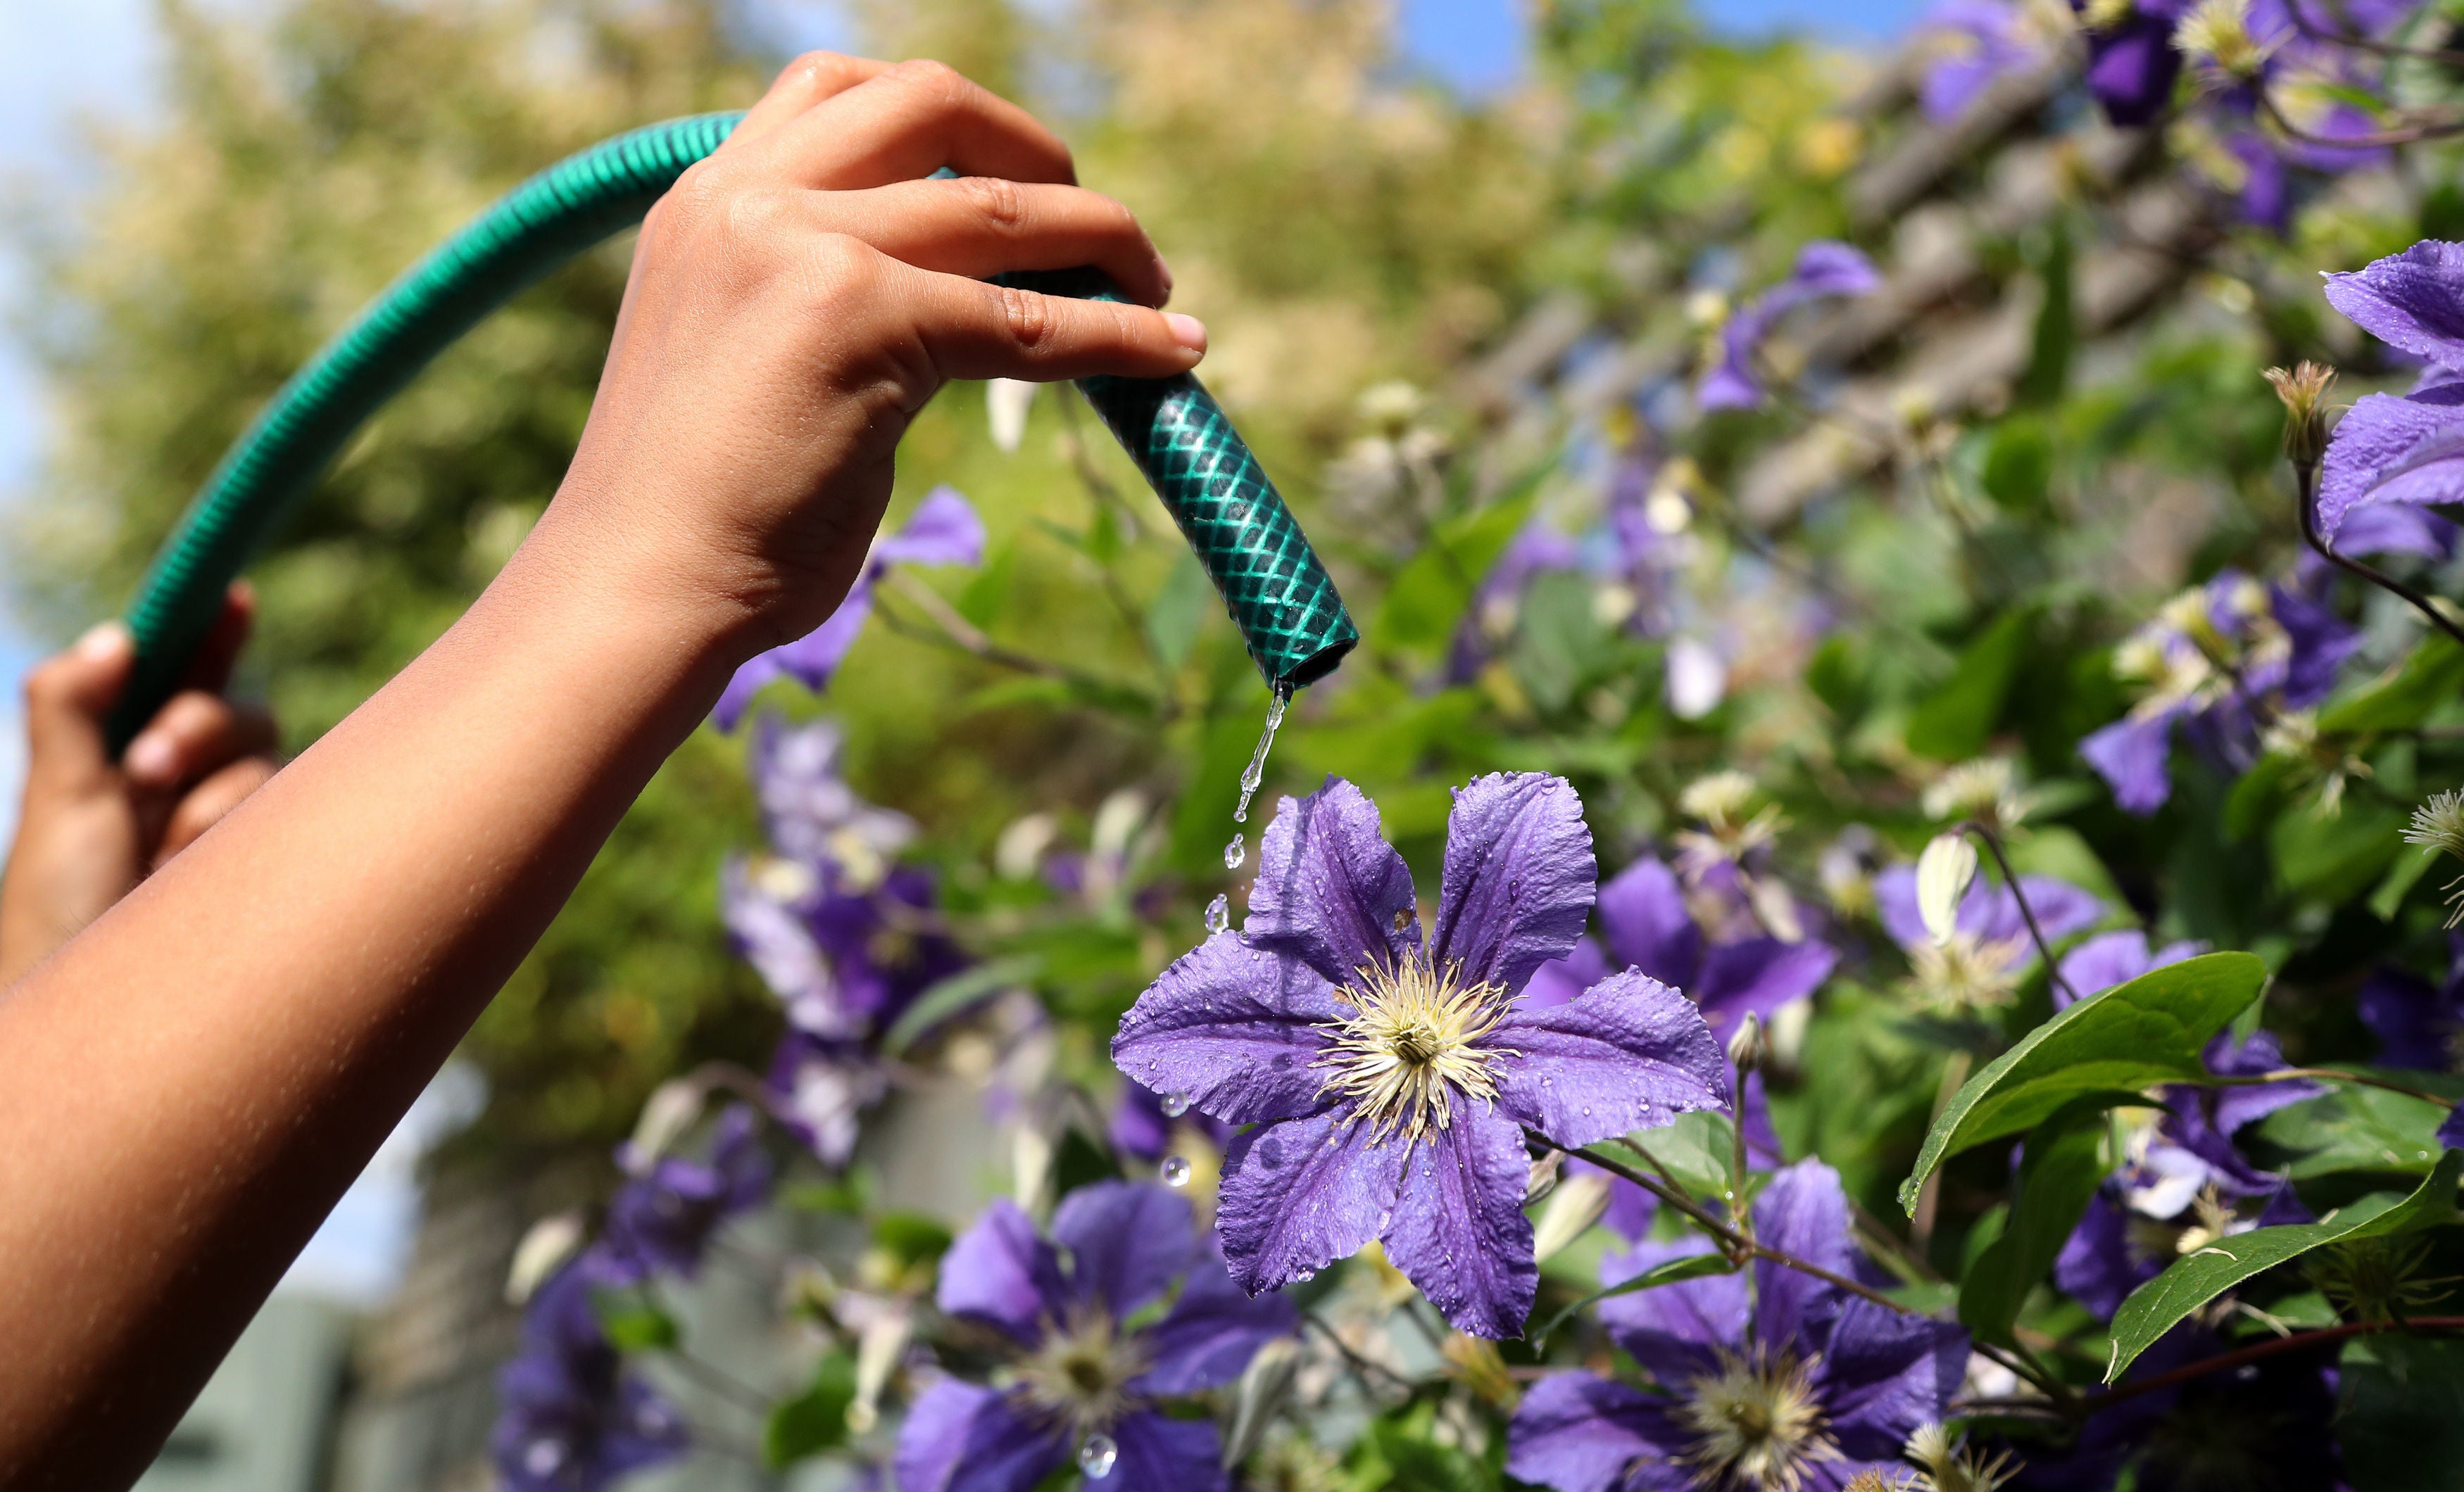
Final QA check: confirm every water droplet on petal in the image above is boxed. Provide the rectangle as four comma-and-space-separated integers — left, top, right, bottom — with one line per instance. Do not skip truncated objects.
1293, 1269, 1316, 1283
1160, 1089, 1193, 1119
1079, 1433, 1119, 1479
1161, 1155, 1193, 1187
1224, 834, 1247, 870
1203, 894, 1230, 935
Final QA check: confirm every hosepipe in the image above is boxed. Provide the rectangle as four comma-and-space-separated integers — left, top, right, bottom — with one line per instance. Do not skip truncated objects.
106, 113, 1357, 753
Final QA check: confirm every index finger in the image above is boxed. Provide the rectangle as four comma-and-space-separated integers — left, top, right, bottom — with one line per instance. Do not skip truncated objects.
175, 585, 256, 698
748, 58, 1077, 193
722, 51, 895, 151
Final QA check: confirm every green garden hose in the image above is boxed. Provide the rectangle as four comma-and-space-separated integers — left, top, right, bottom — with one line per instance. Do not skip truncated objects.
108, 113, 1357, 753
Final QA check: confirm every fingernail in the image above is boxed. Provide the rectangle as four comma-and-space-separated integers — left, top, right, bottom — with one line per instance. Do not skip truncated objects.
1164, 313, 1207, 352
125, 732, 176, 783
74, 621, 128, 663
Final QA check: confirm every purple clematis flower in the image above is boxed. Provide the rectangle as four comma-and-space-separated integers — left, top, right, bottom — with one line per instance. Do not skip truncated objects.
1527, 855, 1839, 1038
2073, 0, 2191, 127
2054, 929, 2207, 1009
714, 486, 983, 731
1874, 864, 2103, 1012
594, 1107, 772, 1285
2320, 241, 2464, 540
2054, 1032, 2317, 1317
1920, 0, 2045, 122
1508, 1160, 1968, 1492
1112, 774, 1730, 1337
2080, 571, 2360, 815
2360, 935, 2464, 1070
1448, 521, 1586, 683
893, 1182, 1294, 1492
491, 1264, 689, 1492
1699, 244, 1881, 412
747, 714, 918, 883
1110, 1076, 1234, 1164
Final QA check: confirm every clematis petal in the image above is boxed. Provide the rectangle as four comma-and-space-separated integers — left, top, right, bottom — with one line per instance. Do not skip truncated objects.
2052, 1191, 2142, 1320
1215, 1108, 1408, 1296
2080, 705, 2185, 816
1693, 937, 1838, 1032
1052, 1181, 1198, 1320
2359, 966, 2453, 1069
1812, 1300, 1968, 1462
893, 1378, 1069, 1492
1523, 935, 1613, 1011
936, 1198, 1067, 1346
1785, 241, 1882, 299
1594, 858, 1703, 989
1506, 1371, 1687, 1492
2318, 384, 2464, 540
1133, 1243, 1299, 1397
1749, 1160, 1854, 1353
1245, 778, 1421, 985
1597, 1237, 1748, 1383
2322, 240, 2464, 372
1106, 1410, 1229, 1492
1112, 935, 1344, 1125
1378, 1104, 1541, 1338
2055, 929, 2205, 1007
2439, 1105, 2464, 1151
2205, 1030, 2323, 1136
1431, 773, 1597, 996
717, 583, 879, 733
1490, 969, 1730, 1150
874, 484, 986, 567
712, 650, 786, 734
2082, 10, 2182, 127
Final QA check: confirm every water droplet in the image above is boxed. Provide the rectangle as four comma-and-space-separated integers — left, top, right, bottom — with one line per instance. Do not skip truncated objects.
1161, 1154, 1193, 1187
1079, 1434, 1119, 1479
1294, 1269, 1316, 1283
1203, 894, 1230, 935
1224, 834, 1247, 870
1160, 1089, 1193, 1119
1231, 681, 1294, 828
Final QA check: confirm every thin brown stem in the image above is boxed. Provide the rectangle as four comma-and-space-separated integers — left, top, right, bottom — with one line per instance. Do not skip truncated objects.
1959, 821, 2080, 1006
2293, 460, 2464, 650
872, 582, 1149, 704
2257, 87, 2464, 148
2091, 1315, 2464, 1407
2287, 4, 2464, 67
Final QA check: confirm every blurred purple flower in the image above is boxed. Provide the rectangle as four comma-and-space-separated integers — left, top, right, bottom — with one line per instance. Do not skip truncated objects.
746, 714, 917, 883
1110, 1076, 1234, 1164
491, 1265, 689, 1492
1699, 244, 1881, 412
1113, 774, 1730, 1336
2360, 936, 2464, 1069
1448, 522, 1585, 682
2075, 0, 2190, 126
2054, 928, 2208, 1009
594, 1107, 772, 1285
1920, 0, 2045, 121
893, 1182, 1293, 1492
1508, 1161, 1966, 1492
714, 486, 983, 730
1875, 864, 2103, 1011
2080, 571, 2360, 814
2320, 241, 2464, 540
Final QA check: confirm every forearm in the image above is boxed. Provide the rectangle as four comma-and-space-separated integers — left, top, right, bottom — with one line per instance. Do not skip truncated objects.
0, 524, 746, 1488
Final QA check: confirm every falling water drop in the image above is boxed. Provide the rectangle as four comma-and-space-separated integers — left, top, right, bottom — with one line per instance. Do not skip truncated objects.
1293, 1268, 1316, 1283
1160, 1089, 1193, 1119
1079, 1434, 1119, 1479
1224, 834, 1247, 870
1161, 1155, 1193, 1188
1231, 681, 1294, 826
1203, 894, 1230, 936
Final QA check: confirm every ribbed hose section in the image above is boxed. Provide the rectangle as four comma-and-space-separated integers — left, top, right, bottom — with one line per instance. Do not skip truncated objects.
1005, 268, 1358, 689
108, 112, 743, 750
111, 114, 1354, 748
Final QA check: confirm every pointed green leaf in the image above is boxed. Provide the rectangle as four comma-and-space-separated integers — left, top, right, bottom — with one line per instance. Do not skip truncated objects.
879, 956, 1041, 1056
1958, 1101, 2111, 1346
1899, 953, 2266, 1215
764, 1352, 857, 1467
2104, 1150, 2461, 1382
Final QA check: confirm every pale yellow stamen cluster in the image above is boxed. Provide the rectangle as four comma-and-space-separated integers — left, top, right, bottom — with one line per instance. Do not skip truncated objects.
1676, 1349, 1840, 1492
1312, 956, 1513, 1146
1905, 1423, 2021, 1492
1011, 1304, 1152, 1437
1907, 930, 2031, 1013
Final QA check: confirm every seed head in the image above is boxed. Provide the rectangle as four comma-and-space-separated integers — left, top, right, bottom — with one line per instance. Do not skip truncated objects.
1676, 1348, 1840, 1492
2264, 362, 2337, 469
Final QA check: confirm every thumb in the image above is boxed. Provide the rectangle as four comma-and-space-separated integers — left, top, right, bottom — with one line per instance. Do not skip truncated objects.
21, 622, 134, 792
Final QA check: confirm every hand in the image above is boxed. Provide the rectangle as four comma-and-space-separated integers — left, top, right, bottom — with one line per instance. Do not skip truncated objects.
0, 587, 277, 987
539, 52, 1206, 665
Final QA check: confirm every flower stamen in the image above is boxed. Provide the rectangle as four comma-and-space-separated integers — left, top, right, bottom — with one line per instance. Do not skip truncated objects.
1312, 956, 1514, 1146
1676, 1348, 1840, 1492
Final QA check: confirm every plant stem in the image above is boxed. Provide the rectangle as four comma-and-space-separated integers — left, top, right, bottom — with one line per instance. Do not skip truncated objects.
2293, 457, 2464, 651
1958, 821, 2081, 1006
2090, 1316, 2464, 1407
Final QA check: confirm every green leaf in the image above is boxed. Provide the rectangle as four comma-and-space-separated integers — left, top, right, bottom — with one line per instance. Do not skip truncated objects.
764, 1351, 857, 1467
2338, 1335, 2464, 1491
1604, 1111, 1737, 1198
2270, 796, 2406, 904
955, 538, 1018, 628
1373, 496, 1532, 654
2256, 1077, 2460, 1181
879, 956, 1041, 1056
593, 1295, 679, 1351
1982, 417, 2055, 519
1366, 1403, 1495, 1492
873, 1212, 955, 1270
1509, 570, 1609, 714
1905, 609, 2031, 761
1899, 952, 2267, 1215
2104, 1150, 2461, 1382
1958, 1102, 2111, 1345
2017, 222, 2072, 407
1532, 1250, 1737, 1348
2320, 637, 2464, 733
2372, 845, 2440, 922
1145, 551, 1214, 672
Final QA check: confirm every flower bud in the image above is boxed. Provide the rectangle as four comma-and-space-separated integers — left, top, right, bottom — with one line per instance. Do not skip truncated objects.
1916, 833, 1980, 947
505, 1212, 586, 1306
2264, 362, 2336, 470
1726, 1011, 1769, 1070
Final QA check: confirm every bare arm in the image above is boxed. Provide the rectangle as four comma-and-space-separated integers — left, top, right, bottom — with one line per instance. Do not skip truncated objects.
0, 53, 1202, 1491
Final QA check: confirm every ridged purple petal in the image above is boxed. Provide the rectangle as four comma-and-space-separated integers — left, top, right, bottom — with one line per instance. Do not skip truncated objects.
2323, 241, 2464, 370
1112, 935, 1342, 1125
1215, 1108, 1407, 1295
1107, 1410, 1228, 1492
1133, 1244, 1297, 1397
1490, 968, 1730, 1150
1750, 1160, 1854, 1353
1431, 773, 1597, 995
892, 1378, 1068, 1492
1245, 778, 1421, 985
1506, 1371, 1685, 1492
936, 1198, 1065, 1346
1378, 1104, 1540, 1338
2318, 384, 2464, 540
1814, 1300, 1968, 1460
1052, 1182, 1196, 1321
1595, 857, 1703, 989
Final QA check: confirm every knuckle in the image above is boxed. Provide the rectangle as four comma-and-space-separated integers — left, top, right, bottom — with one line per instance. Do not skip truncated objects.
891, 57, 968, 99
960, 174, 1029, 232
805, 232, 881, 288
720, 187, 797, 251
21, 658, 73, 709
996, 285, 1053, 350
779, 49, 855, 87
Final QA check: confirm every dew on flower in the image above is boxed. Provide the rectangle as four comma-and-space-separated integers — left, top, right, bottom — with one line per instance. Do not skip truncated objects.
1161, 1155, 1192, 1187
1203, 895, 1230, 935
1159, 1089, 1193, 1119
1078, 1433, 1119, 1479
